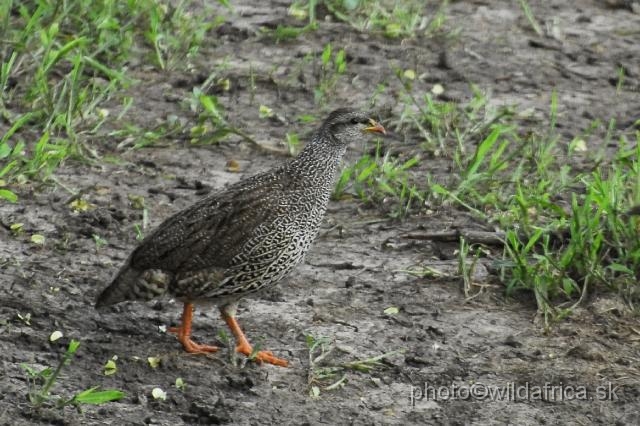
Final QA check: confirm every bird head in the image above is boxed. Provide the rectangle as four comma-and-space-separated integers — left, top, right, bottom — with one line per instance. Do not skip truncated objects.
320, 108, 386, 146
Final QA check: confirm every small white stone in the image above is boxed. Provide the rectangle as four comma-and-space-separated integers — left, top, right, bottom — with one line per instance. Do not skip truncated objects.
50, 330, 63, 342
151, 387, 167, 400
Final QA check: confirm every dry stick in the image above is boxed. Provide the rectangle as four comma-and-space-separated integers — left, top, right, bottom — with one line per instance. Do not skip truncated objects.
403, 228, 574, 248
401, 230, 507, 246
229, 127, 288, 156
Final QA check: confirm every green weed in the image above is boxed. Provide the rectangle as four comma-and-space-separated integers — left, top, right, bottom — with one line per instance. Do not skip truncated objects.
288, 0, 448, 39
334, 142, 422, 218
264, 0, 318, 41
285, 132, 301, 156
314, 43, 347, 105
458, 237, 489, 300
268, 22, 317, 42
144, 1, 226, 70
22, 339, 125, 411
0, 0, 226, 190
190, 92, 259, 147
368, 70, 640, 321
518, 0, 543, 36
305, 334, 399, 397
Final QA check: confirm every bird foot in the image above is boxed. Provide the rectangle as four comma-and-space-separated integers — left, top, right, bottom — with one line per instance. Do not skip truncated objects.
167, 326, 218, 354
236, 344, 288, 367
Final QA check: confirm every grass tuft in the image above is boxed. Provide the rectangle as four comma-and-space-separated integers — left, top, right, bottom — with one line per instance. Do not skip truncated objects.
349, 73, 640, 321
0, 0, 226, 188
22, 339, 125, 411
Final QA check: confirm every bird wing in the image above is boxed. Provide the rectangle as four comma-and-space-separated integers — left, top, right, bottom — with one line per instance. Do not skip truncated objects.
128, 170, 290, 273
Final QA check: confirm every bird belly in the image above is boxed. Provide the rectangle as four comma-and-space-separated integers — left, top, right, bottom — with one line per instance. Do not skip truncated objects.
168, 208, 323, 302
172, 268, 226, 299
179, 228, 314, 302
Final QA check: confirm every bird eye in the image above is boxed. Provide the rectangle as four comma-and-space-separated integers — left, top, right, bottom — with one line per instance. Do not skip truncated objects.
350, 118, 362, 125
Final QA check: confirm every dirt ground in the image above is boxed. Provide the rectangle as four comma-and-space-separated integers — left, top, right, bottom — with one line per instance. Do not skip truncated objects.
2, 0, 640, 424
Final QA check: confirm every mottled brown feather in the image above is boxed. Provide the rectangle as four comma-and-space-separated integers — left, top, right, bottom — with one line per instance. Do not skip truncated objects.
95, 109, 383, 308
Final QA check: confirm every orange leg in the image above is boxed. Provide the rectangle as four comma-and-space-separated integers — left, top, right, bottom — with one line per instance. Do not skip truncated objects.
220, 307, 288, 367
168, 302, 218, 353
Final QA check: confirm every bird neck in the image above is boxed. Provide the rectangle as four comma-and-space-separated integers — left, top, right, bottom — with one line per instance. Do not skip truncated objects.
287, 131, 346, 182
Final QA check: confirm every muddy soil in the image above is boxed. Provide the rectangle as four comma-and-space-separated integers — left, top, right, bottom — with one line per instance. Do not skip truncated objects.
1, 1, 640, 425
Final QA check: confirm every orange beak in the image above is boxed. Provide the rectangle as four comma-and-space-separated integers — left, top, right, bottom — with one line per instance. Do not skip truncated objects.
363, 118, 386, 135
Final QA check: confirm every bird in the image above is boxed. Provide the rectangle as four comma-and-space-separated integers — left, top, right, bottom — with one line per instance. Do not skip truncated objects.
95, 108, 386, 367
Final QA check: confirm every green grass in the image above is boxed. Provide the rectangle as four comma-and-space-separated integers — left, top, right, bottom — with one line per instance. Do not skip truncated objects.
334, 141, 422, 218
0, 0, 227, 201
0, 0, 444, 204
518, 0, 543, 36
285, 0, 448, 39
314, 43, 347, 105
344, 76, 640, 324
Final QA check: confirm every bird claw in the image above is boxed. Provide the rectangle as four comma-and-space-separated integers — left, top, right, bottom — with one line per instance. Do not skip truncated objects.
253, 351, 289, 367
236, 345, 288, 367
182, 341, 219, 353
249, 350, 289, 367
167, 326, 218, 353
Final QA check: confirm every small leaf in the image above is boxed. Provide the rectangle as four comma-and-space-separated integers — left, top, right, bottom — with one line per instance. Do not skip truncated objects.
297, 114, 316, 123
383, 307, 399, 315
357, 162, 377, 182
21, 363, 38, 377
310, 386, 321, 398
0, 189, 17, 203
258, 105, 274, 118
607, 263, 633, 274
127, 194, 145, 210
288, 3, 308, 19
74, 387, 125, 404
67, 339, 80, 354
17, 312, 31, 325
151, 387, 167, 400
31, 234, 45, 245
199, 94, 225, 123
69, 198, 93, 212
305, 334, 316, 349
97, 108, 109, 119
93, 234, 108, 248
562, 278, 576, 296
147, 357, 161, 369
385, 23, 402, 38
0, 142, 11, 158
218, 78, 230, 91
403, 69, 416, 80
431, 84, 444, 95
335, 49, 346, 73
175, 377, 186, 391
104, 359, 117, 376
570, 138, 587, 152
321, 43, 332, 66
